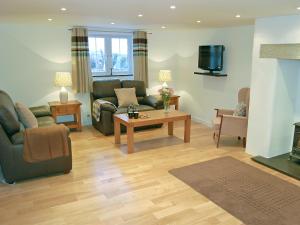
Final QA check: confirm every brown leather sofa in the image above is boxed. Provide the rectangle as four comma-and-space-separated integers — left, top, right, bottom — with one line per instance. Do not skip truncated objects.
0, 90, 72, 183
90, 80, 163, 135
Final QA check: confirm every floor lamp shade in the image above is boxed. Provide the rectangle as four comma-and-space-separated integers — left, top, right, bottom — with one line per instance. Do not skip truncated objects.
54, 72, 72, 103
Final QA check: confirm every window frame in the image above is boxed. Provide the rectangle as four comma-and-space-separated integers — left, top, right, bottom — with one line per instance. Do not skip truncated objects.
88, 32, 133, 78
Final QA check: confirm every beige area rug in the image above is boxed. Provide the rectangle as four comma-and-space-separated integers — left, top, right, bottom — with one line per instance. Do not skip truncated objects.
169, 157, 300, 225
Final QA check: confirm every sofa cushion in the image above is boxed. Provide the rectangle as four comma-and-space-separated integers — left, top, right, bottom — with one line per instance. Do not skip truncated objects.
114, 88, 139, 107
37, 116, 56, 127
0, 106, 20, 136
11, 131, 24, 145
115, 105, 154, 114
121, 80, 146, 97
15, 102, 38, 128
93, 80, 121, 98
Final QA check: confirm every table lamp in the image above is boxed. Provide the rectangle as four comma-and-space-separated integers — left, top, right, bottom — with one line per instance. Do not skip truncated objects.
54, 72, 72, 104
159, 70, 172, 88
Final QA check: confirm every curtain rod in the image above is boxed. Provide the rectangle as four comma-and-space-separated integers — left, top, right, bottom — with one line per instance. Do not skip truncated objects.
68, 28, 152, 34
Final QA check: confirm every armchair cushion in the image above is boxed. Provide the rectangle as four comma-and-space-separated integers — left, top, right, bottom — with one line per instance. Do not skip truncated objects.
37, 116, 56, 127
0, 106, 20, 136
29, 105, 51, 117
15, 102, 38, 128
143, 95, 163, 109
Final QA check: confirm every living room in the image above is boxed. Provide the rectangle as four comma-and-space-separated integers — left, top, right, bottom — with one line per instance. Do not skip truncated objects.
1, 1, 300, 225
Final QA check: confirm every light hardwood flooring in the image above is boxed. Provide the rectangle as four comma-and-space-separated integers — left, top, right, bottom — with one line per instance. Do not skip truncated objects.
0, 121, 299, 225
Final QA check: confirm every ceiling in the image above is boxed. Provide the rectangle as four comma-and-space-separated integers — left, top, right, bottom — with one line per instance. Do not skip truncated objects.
0, 0, 299, 29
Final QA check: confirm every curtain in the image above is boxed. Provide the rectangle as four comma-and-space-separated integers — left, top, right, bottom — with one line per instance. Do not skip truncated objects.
133, 31, 149, 87
71, 27, 92, 93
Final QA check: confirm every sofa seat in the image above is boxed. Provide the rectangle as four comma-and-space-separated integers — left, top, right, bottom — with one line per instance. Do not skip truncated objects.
37, 116, 56, 127
115, 105, 155, 114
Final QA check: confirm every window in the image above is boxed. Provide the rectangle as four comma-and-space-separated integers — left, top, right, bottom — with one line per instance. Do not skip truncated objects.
88, 33, 133, 77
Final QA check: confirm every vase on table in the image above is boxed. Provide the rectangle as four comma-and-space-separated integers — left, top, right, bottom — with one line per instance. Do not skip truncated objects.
163, 100, 170, 113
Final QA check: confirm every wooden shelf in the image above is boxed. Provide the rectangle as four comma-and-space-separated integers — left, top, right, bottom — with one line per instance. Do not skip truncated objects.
194, 72, 227, 77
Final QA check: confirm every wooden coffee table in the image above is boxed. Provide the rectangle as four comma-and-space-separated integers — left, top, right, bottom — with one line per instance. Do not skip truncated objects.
114, 110, 191, 153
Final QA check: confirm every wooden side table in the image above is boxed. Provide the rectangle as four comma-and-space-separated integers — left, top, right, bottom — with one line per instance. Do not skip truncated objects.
48, 100, 82, 131
169, 95, 180, 110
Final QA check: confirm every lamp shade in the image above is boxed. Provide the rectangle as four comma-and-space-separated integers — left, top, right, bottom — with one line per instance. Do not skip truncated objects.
159, 70, 172, 82
54, 72, 72, 87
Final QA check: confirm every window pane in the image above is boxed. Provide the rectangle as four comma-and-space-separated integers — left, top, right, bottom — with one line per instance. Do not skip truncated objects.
111, 38, 129, 72
89, 37, 106, 73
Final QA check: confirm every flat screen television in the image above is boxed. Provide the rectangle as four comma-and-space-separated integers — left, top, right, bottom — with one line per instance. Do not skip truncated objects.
198, 45, 225, 73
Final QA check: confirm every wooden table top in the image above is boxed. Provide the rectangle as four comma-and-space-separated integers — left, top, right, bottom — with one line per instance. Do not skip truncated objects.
48, 100, 82, 107
114, 110, 190, 126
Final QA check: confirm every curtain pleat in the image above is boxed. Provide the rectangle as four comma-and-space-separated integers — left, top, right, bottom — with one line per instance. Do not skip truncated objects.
71, 27, 92, 93
133, 31, 149, 87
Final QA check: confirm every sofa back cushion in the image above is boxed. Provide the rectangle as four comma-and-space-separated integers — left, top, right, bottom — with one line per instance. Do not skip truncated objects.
93, 80, 121, 98
121, 80, 146, 97
0, 90, 20, 136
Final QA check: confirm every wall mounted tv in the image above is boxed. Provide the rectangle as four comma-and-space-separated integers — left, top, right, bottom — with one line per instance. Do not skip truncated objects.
196, 45, 226, 76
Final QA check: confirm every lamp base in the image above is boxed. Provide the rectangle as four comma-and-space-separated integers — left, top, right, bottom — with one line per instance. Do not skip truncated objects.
59, 88, 68, 104
162, 82, 168, 88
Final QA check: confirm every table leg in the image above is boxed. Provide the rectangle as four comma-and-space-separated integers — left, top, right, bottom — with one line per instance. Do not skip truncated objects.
127, 125, 134, 154
168, 122, 174, 136
114, 118, 121, 144
76, 108, 82, 131
184, 116, 191, 143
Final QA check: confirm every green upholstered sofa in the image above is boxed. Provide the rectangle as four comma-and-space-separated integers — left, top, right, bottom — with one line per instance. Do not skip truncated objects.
0, 90, 72, 183
90, 80, 163, 135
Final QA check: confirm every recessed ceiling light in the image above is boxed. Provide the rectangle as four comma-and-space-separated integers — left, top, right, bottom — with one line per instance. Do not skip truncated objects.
138, 14, 143, 17
196, 20, 201, 23
60, 7, 67, 11
110, 22, 115, 25
235, 14, 241, 18
48, 18, 53, 21
297, 7, 300, 10
161, 26, 167, 29
170, 5, 176, 9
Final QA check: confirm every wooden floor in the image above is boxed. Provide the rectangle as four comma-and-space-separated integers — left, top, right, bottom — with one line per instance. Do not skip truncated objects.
0, 121, 299, 225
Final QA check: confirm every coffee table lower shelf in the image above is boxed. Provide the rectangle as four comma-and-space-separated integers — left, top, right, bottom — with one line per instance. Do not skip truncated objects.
114, 110, 191, 154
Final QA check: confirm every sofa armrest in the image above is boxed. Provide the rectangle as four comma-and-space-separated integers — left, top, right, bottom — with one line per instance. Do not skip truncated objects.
30, 106, 52, 117
101, 103, 117, 113
215, 108, 234, 117
144, 95, 163, 109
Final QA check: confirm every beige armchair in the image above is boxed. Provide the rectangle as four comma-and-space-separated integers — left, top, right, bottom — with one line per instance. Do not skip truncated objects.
213, 88, 250, 148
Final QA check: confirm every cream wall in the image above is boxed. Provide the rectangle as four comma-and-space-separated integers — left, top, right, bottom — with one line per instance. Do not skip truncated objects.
0, 24, 91, 125
247, 15, 300, 158
0, 23, 254, 127
148, 26, 254, 126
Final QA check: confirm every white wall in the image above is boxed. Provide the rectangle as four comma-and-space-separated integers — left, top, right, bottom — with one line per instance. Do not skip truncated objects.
247, 15, 300, 158
0, 24, 91, 125
148, 26, 254, 126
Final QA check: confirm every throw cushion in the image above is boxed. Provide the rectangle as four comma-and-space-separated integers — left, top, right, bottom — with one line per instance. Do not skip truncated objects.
233, 102, 247, 117
114, 88, 139, 107
0, 106, 20, 136
15, 102, 38, 128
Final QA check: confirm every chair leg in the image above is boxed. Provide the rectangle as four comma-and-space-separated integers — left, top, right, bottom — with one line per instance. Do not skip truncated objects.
216, 134, 221, 148
238, 136, 241, 140
242, 138, 246, 148
213, 132, 216, 139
